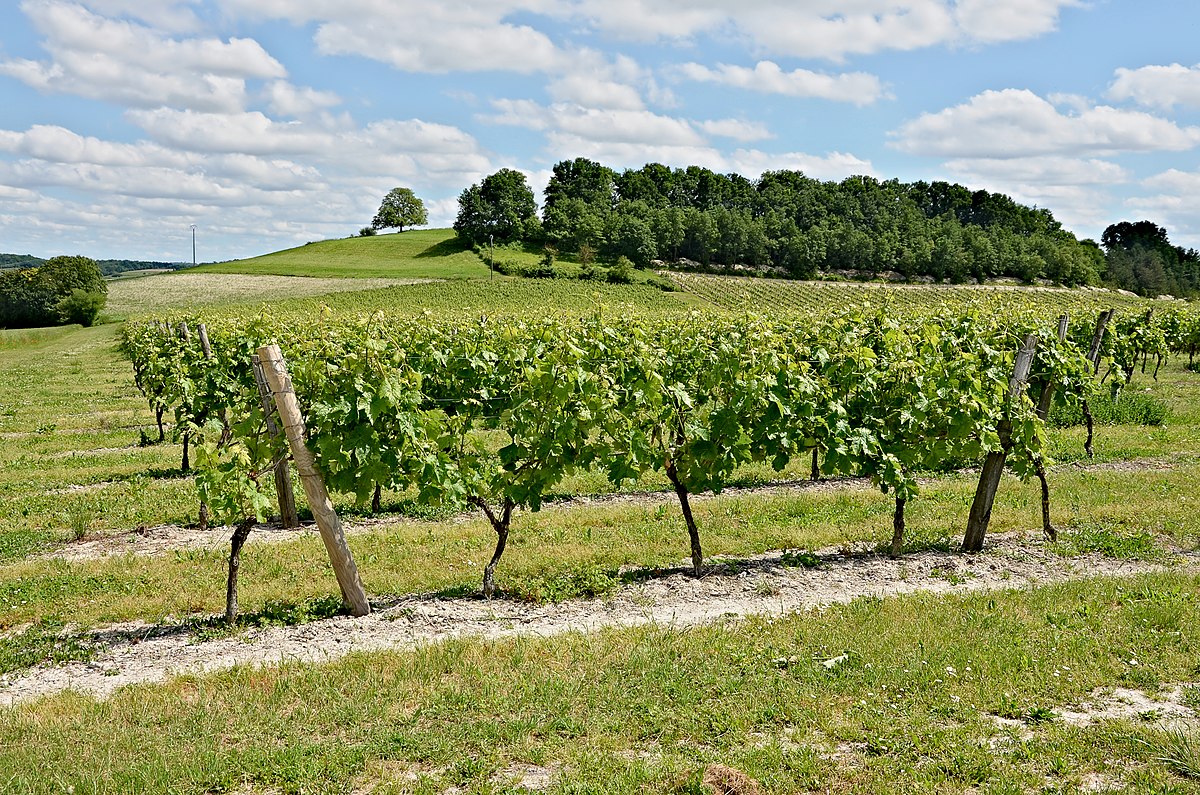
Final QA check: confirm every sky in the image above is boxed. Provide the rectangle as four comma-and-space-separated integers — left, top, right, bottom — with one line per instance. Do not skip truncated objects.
2, 1, 1200, 263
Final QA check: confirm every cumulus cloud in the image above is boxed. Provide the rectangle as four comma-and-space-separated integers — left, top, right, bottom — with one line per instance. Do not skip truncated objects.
1108, 63, 1200, 110
1127, 169, 1200, 248
890, 89, 1200, 158
678, 61, 887, 105
697, 118, 774, 142
264, 82, 342, 117
569, 0, 1078, 60
1, 0, 285, 112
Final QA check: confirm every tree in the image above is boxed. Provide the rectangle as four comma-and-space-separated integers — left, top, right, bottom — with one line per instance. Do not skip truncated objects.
371, 187, 428, 233
453, 169, 539, 246
0, 255, 106, 329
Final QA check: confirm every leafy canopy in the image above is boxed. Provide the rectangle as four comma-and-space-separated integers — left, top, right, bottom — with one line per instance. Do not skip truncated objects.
372, 187, 428, 233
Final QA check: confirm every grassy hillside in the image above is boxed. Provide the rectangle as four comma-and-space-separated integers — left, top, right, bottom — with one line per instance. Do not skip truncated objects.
192, 228, 487, 280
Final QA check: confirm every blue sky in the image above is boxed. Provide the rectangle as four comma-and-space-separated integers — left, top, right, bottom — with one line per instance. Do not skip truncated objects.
1, 0, 1199, 262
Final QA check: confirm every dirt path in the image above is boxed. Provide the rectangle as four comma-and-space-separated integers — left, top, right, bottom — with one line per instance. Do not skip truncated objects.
40, 456, 1191, 563
4, 533, 1196, 707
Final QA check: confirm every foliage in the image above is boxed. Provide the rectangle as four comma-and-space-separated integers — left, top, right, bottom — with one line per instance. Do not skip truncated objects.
453, 168, 540, 246
1102, 220, 1200, 297
371, 186, 428, 233
56, 288, 107, 327
0, 255, 106, 329
119, 302, 1197, 594
490, 158, 1112, 286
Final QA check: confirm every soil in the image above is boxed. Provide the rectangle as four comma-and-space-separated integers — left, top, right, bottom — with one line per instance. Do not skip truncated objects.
37, 455, 1188, 564
4, 532, 1197, 707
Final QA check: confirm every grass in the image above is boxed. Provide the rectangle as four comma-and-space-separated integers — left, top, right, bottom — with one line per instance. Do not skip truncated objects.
1, 574, 1197, 793
190, 229, 487, 280
1, 269, 1199, 792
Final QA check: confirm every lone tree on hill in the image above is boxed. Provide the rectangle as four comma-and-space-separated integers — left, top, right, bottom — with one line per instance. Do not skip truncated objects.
371, 187, 428, 233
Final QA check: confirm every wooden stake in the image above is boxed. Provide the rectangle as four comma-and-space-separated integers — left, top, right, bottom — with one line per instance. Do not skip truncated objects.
256, 344, 370, 616
962, 334, 1038, 553
1036, 315, 1069, 421
251, 354, 299, 529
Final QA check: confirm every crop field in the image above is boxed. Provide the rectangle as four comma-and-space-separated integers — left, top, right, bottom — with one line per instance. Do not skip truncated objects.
669, 271, 1158, 317
0, 233, 1198, 794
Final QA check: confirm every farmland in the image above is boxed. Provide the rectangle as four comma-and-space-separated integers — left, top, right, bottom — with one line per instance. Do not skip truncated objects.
0, 232, 1198, 794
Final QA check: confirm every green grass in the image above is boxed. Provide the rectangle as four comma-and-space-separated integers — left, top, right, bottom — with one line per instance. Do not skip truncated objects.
2, 574, 1197, 793
191, 229, 487, 280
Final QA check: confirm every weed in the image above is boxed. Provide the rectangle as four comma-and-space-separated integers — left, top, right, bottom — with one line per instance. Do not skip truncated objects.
780, 549, 820, 568
1053, 521, 1167, 561
504, 564, 619, 603
0, 619, 96, 676
65, 503, 94, 541
1141, 728, 1200, 779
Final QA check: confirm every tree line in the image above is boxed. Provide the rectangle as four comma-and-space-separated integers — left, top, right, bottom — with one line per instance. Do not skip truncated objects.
0, 255, 107, 328
451, 158, 1198, 296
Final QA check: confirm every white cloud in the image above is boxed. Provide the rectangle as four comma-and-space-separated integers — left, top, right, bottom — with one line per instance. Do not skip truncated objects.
569, 0, 1077, 60
487, 101, 706, 146
264, 81, 342, 117
1, 1, 285, 112
698, 118, 774, 142
891, 89, 1200, 158
679, 61, 887, 105
75, 0, 203, 32
1127, 171, 1200, 249
1108, 63, 1200, 110
952, 0, 1081, 44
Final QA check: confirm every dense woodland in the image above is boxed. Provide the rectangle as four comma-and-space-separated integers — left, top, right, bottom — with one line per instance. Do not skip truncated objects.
0, 254, 190, 277
454, 158, 1200, 297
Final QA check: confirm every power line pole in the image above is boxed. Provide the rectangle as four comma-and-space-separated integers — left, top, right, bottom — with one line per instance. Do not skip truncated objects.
190, 224, 197, 266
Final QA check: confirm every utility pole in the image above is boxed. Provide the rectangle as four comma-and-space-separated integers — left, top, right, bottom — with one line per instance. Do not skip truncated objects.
190, 224, 197, 266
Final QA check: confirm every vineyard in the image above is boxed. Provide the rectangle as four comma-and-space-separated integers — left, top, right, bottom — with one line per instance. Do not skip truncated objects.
121, 298, 1200, 605
2, 264, 1200, 794
668, 271, 1159, 317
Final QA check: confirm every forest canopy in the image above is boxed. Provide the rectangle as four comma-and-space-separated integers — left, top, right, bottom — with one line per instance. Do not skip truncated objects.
456, 158, 1197, 295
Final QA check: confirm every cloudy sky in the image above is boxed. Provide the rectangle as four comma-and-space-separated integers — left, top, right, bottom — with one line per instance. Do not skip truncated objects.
1, 0, 1198, 262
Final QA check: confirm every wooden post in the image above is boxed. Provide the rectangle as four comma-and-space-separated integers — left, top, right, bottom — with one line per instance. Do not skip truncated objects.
1086, 309, 1114, 373
1036, 315, 1070, 421
962, 334, 1038, 553
1082, 309, 1115, 457
251, 354, 299, 529
256, 345, 370, 616
198, 323, 213, 360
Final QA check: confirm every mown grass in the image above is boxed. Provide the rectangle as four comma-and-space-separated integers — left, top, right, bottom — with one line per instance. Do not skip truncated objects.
2, 574, 1197, 793
190, 229, 486, 280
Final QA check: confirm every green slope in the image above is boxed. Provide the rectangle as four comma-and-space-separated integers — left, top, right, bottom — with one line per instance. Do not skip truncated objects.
191, 228, 488, 279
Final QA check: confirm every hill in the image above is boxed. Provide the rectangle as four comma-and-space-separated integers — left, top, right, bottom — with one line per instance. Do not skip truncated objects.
191, 228, 487, 280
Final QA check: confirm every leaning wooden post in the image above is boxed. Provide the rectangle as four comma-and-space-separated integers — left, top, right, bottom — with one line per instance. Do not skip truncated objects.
1033, 316, 1068, 541
962, 334, 1038, 553
257, 344, 371, 616
177, 321, 192, 472
251, 354, 299, 529
1082, 309, 1115, 458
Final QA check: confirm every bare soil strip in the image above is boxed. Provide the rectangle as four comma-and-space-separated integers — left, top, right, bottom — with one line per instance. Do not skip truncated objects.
38, 456, 1189, 563
4, 533, 1196, 707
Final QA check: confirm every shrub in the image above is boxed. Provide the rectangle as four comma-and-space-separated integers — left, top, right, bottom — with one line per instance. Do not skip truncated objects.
56, 289, 106, 327
358, 226, 377, 237
607, 255, 635, 284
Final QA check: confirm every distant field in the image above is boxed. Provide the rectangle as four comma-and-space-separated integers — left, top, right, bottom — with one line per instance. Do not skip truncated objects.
191, 228, 487, 280
105, 273, 429, 317
669, 271, 1158, 316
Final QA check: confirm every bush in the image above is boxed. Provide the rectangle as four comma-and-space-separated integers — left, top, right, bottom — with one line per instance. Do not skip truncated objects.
358, 226, 377, 237
0, 255, 105, 329
56, 289, 106, 327
607, 256, 635, 284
